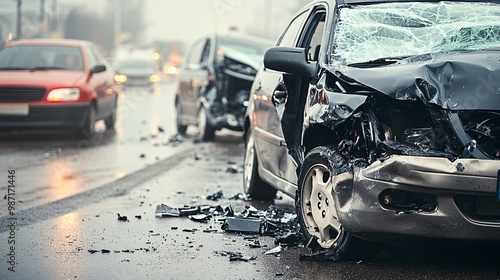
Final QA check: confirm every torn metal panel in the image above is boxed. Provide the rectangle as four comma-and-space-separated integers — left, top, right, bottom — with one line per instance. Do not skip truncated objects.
360, 155, 498, 193
155, 204, 181, 217
221, 217, 265, 234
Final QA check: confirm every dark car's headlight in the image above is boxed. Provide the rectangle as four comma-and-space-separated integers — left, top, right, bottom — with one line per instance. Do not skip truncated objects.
47, 88, 80, 101
149, 74, 160, 83
225, 58, 257, 76
114, 74, 127, 84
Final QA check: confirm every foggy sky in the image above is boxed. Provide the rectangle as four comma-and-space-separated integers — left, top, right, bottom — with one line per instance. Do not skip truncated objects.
64, 0, 302, 44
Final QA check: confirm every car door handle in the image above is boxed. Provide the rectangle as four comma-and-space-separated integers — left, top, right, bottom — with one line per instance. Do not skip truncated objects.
272, 89, 287, 106
254, 81, 262, 92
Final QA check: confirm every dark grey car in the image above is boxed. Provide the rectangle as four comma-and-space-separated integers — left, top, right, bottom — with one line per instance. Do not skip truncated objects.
175, 34, 272, 141
244, 0, 500, 261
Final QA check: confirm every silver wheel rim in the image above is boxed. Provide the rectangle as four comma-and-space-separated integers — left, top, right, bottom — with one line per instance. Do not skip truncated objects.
301, 163, 341, 248
243, 133, 255, 193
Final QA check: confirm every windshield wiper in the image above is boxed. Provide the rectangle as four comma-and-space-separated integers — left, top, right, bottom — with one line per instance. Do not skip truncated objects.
0, 66, 66, 71
31, 66, 66, 70
347, 56, 410, 68
0, 66, 32, 70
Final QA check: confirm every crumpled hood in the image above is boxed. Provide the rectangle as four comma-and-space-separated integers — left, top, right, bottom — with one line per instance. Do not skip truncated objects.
0, 70, 86, 87
224, 49, 262, 71
333, 51, 500, 111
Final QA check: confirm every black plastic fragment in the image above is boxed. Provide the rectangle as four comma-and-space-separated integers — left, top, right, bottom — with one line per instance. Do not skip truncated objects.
224, 205, 234, 217
229, 253, 257, 262
299, 249, 337, 262
275, 232, 300, 246
226, 165, 239, 174
117, 213, 128, 222
207, 190, 224, 201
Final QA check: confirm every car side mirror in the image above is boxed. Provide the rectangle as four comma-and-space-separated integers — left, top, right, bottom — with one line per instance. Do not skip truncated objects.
91, 64, 106, 74
263, 47, 316, 77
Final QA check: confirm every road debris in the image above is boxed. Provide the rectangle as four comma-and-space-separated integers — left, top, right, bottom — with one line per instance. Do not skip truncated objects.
206, 190, 223, 201
188, 214, 212, 223
117, 213, 128, 222
222, 217, 264, 234
264, 245, 282, 256
226, 165, 239, 173
214, 251, 257, 262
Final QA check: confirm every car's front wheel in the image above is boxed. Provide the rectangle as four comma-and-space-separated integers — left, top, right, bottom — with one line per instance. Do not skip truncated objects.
79, 105, 96, 138
175, 101, 187, 134
297, 146, 382, 261
104, 98, 117, 130
243, 129, 277, 200
197, 106, 215, 141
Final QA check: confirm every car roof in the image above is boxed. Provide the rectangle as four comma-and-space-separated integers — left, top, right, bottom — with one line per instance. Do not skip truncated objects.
3, 38, 91, 48
213, 33, 274, 46
307, 0, 500, 6
341, 0, 500, 4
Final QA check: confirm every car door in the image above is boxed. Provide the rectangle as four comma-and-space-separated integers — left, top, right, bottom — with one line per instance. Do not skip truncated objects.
177, 37, 210, 124
85, 44, 116, 119
276, 6, 328, 168
265, 5, 328, 177
251, 9, 310, 191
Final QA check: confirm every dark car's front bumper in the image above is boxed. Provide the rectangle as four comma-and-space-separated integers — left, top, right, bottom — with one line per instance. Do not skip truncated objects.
208, 111, 245, 131
0, 103, 90, 130
334, 155, 500, 241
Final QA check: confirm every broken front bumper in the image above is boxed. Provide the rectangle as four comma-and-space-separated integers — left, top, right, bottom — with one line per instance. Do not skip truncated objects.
335, 155, 500, 241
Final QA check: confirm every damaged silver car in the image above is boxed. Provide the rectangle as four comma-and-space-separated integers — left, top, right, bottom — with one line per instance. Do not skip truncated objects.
244, 0, 500, 261
175, 34, 272, 141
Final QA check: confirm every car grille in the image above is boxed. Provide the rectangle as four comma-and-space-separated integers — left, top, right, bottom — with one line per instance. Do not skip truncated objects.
0, 87, 46, 102
459, 111, 500, 159
454, 195, 500, 222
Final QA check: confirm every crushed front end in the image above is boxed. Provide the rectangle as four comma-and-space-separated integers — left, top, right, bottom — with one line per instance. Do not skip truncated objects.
205, 63, 255, 131
294, 0, 500, 241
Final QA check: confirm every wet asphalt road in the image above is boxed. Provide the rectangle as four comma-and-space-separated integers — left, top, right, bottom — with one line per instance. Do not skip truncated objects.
1, 81, 500, 279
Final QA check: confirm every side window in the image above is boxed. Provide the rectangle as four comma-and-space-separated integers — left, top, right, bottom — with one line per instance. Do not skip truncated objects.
186, 38, 206, 68
299, 9, 327, 62
200, 40, 211, 67
277, 11, 308, 47
85, 46, 99, 68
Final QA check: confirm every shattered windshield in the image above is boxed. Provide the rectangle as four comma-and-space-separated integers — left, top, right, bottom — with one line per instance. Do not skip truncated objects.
331, 1, 500, 66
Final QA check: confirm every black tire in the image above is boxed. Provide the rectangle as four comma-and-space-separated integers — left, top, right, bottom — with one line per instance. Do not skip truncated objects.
296, 146, 383, 262
104, 98, 117, 130
80, 105, 96, 138
175, 102, 187, 134
243, 129, 277, 200
197, 106, 215, 141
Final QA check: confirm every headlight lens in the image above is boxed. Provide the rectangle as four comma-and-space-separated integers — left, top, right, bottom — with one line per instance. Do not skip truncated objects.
114, 74, 127, 84
150, 74, 160, 83
47, 88, 80, 101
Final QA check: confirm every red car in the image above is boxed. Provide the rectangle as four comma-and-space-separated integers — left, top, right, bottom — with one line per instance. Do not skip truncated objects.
0, 39, 119, 136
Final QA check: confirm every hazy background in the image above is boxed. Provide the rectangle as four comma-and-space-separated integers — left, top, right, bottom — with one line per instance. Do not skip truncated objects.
0, 0, 310, 54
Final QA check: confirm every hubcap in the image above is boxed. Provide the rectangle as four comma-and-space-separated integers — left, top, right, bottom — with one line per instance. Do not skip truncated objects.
243, 133, 255, 193
301, 164, 342, 248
